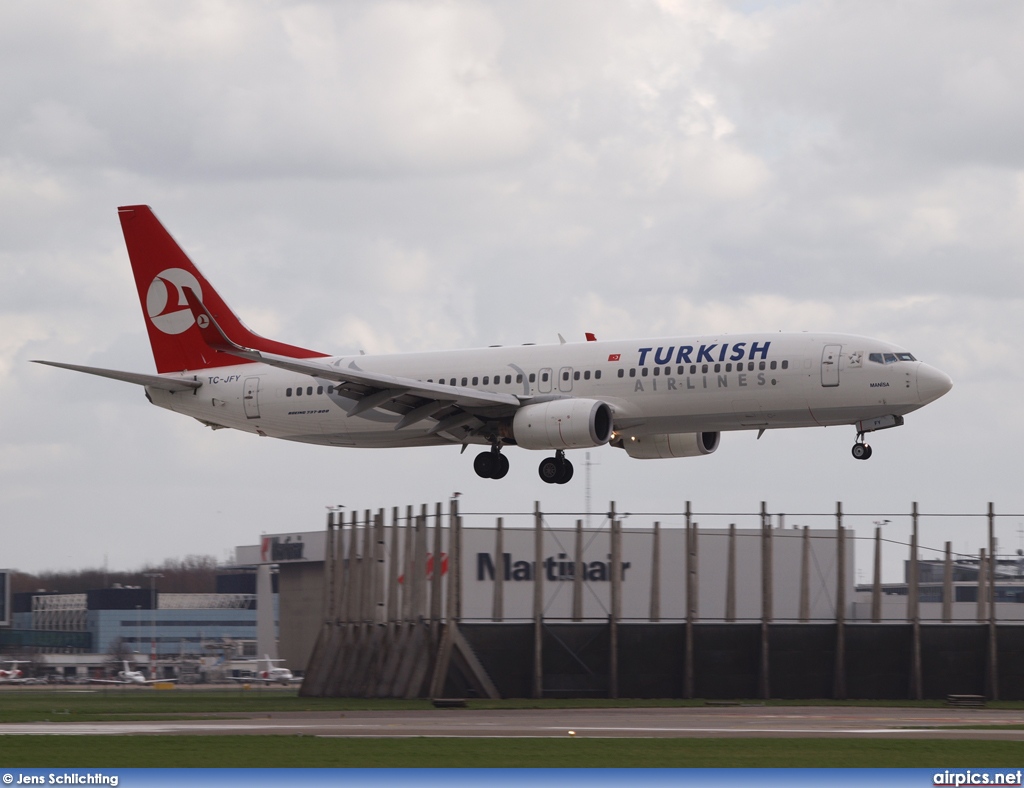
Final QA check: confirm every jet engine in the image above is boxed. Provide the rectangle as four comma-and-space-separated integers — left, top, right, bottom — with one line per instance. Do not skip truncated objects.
512, 399, 614, 450
620, 431, 720, 460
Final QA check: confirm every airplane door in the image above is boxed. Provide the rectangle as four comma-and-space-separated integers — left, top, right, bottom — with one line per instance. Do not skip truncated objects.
538, 368, 553, 394
243, 377, 261, 419
821, 345, 841, 388
558, 367, 574, 393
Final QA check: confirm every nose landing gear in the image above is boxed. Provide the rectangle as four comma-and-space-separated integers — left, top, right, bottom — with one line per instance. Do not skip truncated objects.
538, 451, 574, 484
851, 434, 873, 460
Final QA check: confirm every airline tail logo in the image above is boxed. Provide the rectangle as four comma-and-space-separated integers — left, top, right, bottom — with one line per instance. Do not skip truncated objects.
146, 268, 203, 335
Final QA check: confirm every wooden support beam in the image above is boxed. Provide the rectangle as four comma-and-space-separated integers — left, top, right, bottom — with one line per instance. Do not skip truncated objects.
834, 504, 846, 700
988, 502, 999, 701
532, 501, 544, 700
759, 501, 771, 701
650, 521, 661, 622
492, 517, 504, 622
572, 519, 583, 622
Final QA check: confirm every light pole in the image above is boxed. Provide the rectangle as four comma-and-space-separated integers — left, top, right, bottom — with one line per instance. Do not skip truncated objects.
143, 572, 163, 677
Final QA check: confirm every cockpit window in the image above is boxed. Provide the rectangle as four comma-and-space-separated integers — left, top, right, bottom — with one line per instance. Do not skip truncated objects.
869, 352, 917, 364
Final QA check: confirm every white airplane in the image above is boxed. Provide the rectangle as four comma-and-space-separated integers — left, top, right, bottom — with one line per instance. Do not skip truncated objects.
91, 660, 177, 685
229, 655, 299, 686
35, 206, 952, 484
0, 660, 27, 683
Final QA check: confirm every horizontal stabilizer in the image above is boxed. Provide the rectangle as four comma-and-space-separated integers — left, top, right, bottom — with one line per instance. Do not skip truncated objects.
31, 361, 201, 392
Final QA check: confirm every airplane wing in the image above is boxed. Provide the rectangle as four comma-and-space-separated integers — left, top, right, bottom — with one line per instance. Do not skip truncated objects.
181, 287, 522, 439
31, 361, 202, 392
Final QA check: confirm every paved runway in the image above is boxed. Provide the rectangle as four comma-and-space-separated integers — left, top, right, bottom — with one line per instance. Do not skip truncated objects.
3, 706, 1024, 739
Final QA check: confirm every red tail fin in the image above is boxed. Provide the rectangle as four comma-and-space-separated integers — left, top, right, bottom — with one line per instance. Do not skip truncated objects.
118, 205, 325, 373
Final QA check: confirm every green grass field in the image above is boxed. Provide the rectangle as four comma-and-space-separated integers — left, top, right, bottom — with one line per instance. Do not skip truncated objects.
3, 735, 1024, 767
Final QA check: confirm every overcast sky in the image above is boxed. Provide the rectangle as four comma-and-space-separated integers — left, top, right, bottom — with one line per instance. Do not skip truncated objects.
3, 1, 1023, 583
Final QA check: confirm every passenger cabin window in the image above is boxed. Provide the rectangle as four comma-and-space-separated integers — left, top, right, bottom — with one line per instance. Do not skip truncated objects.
541, 372, 549, 382
595, 370, 601, 379
286, 388, 293, 396
618, 369, 624, 378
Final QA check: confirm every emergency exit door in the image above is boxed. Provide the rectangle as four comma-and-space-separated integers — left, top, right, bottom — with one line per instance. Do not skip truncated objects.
243, 377, 261, 419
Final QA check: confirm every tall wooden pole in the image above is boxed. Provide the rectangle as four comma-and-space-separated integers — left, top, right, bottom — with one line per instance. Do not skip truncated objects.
684, 501, 695, 699
413, 512, 427, 621
492, 517, 504, 622
401, 505, 414, 623
361, 510, 373, 623
800, 525, 810, 622
725, 523, 736, 623
759, 501, 772, 700
430, 503, 442, 630
345, 510, 360, 624
532, 501, 544, 699
988, 502, 999, 700
609, 502, 620, 699
650, 521, 661, 622
833, 503, 846, 700
942, 541, 953, 623
871, 526, 882, 623
572, 520, 584, 622
374, 510, 386, 624
909, 502, 922, 700
324, 511, 337, 623
386, 507, 400, 625
977, 548, 988, 622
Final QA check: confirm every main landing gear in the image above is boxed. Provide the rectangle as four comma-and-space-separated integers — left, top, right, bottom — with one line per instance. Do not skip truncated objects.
473, 446, 510, 480
851, 435, 873, 461
538, 451, 574, 485
473, 446, 575, 483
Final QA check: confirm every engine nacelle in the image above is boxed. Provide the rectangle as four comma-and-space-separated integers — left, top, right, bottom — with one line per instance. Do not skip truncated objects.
512, 399, 613, 450
620, 432, 720, 460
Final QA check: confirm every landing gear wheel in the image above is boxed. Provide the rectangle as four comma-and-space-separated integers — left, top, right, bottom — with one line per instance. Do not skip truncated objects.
492, 453, 510, 479
851, 443, 872, 460
474, 452, 495, 478
539, 453, 574, 484
538, 457, 560, 484
475, 450, 510, 479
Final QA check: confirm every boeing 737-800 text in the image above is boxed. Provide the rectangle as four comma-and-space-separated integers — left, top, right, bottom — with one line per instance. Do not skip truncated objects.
35, 206, 952, 484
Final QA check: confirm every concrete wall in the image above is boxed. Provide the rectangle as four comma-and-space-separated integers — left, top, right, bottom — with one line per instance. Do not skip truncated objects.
277, 562, 324, 672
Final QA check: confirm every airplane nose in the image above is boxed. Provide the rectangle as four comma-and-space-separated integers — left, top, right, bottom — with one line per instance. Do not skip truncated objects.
916, 364, 953, 404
